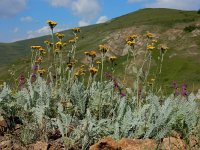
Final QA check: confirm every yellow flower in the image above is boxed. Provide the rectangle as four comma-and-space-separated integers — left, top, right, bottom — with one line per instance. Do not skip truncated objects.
127, 41, 135, 46
152, 39, 158, 43
84, 51, 90, 56
160, 45, 168, 53
67, 63, 73, 69
55, 41, 63, 49
109, 56, 117, 62
35, 57, 43, 63
147, 44, 155, 51
31, 46, 42, 50
96, 60, 101, 64
37, 69, 46, 75
89, 67, 98, 75
72, 28, 81, 33
54, 48, 60, 54
47, 20, 57, 30
56, 33, 65, 40
99, 44, 109, 54
151, 78, 155, 82
44, 40, 50, 45
89, 50, 97, 58
38, 47, 45, 52
146, 32, 155, 39
125, 35, 138, 42
69, 39, 76, 44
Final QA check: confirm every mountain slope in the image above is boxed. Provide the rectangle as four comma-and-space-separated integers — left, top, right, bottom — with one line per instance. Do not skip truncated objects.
0, 8, 200, 92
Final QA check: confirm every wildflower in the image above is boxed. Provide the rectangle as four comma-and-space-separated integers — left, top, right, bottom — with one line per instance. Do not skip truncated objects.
69, 39, 76, 44
152, 39, 158, 43
44, 40, 50, 45
31, 46, 42, 50
84, 51, 90, 56
89, 67, 98, 76
151, 78, 155, 82
67, 63, 73, 70
47, 20, 57, 30
31, 73, 37, 83
146, 32, 155, 38
38, 47, 45, 52
99, 44, 109, 54
147, 44, 155, 51
19, 75, 25, 89
37, 69, 46, 76
62, 42, 67, 47
55, 41, 62, 49
109, 56, 117, 62
181, 84, 188, 97
127, 41, 135, 46
32, 65, 38, 71
35, 57, 43, 63
72, 28, 81, 33
125, 35, 138, 42
88, 50, 97, 58
96, 60, 101, 64
56, 33, 64, 40
54, 48, 60, 54
160, 45, 168, 53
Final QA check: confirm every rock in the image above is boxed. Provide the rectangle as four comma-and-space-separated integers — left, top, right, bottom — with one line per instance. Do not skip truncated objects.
0, 116, 7, 136
90, 136, 120, 150
0, 140, 12, 149
28, 141, 48, 150
118, 138, 157, 150
162, 137, 186, 150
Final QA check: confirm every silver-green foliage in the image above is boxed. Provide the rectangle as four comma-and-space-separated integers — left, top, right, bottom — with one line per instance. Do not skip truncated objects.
0, 78, 199, 149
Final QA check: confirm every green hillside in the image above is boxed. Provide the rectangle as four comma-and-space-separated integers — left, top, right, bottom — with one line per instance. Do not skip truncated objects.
0, 8, 200, 92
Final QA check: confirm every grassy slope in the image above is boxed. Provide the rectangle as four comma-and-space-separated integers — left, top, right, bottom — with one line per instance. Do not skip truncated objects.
0, 8, 200, 92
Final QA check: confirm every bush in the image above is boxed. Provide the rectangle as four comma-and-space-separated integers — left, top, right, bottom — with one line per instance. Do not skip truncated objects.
184, 25, 199, 32
197, 9, 200, 14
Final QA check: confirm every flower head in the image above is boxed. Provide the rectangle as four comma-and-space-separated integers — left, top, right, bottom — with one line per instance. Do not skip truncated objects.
146, 32, 155, 39
47, 20, 57, 30
147, 44, 155, 51
127, 41, 135, 46
89, 67, 98, 76
99, 44, 109, 54
72, 28, 81, 33
109, 56, 117, 62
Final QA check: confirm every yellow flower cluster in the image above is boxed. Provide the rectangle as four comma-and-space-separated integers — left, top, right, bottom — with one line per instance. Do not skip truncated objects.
44, 40, 53, 47
55, 33, 65, 40
37, 68, 46, 75
89, 67, 98, 75
99, 44, 109, 54
47, 20, 57, 30
109, 56, 117, 62
146, 32, 155, 38
125, 35, 138, 42
31, 46, 42, 50
84, 50, 97, 58
147, 44, 155, 51
127, 41, 135, 46
72, 28, 81, 33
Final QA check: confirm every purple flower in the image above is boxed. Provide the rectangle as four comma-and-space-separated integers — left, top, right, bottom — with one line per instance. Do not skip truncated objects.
31, 73, 37, 83
181, 84, 188, 97
19, 75, 25, 89
32, 65, 38, 71
120, 92, 126, 97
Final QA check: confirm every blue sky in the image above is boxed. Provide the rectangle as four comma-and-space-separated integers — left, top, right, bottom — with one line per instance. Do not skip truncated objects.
0, 0, 200, 43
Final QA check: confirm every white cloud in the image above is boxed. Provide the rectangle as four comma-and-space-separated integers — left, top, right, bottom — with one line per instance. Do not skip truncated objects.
47, 0, 70, 7
0, 0, 27, 18
20, 16, 33, 22
71, 0, 100, 20
27, 26, 66, 39
78, 20, 90, 27
146, 0, 200, 10
127, 0, 145, 3
13, 27, 19, 33
47, 0, 101, 26
96, 16, 109, 24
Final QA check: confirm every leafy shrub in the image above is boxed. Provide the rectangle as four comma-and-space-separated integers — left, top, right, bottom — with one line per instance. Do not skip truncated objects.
184, 25, 200, 32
